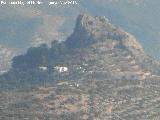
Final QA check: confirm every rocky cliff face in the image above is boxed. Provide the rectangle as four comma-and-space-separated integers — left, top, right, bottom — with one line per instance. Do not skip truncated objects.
66, 14, 144, 53
66, 14, 160, 74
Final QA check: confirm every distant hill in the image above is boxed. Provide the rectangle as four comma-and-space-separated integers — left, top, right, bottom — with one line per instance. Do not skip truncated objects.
0, 45, 17, 74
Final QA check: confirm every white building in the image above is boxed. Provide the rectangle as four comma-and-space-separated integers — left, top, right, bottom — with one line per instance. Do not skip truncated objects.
54, 66, 68, 73
39, 66, 48, 71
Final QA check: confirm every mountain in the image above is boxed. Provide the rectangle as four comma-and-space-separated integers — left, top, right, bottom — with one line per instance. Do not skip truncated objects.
1, 0, 160, 73
66, 14, 143, 51
1, 14, 160, 120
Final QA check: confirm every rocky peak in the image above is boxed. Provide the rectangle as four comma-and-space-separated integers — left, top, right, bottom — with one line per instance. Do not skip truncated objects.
66, 14, 144, 54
